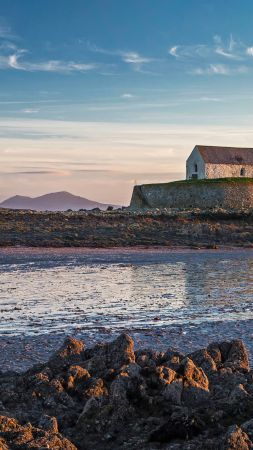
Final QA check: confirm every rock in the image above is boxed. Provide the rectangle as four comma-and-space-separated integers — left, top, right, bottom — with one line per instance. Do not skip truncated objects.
224, 340, 250, 372
0, 415, 19, 432
162, 348, 184, 371
0, 438, 8, 449
135, 349, 164, 368
49, 336, 85, 371
110, 374, 129, 407
180, 357, 209, 390
222, 425, 252, 449
163, 379, 183, 405
66, 365, 90, 391
38, 414, 58, 433
0, 335, 252, 449
187, 348, 217, 375
173, 357, 209, 407
121, 362, 141, 379
229, 383, 250, 404
149, 409, 204, 443
242, 418, 253, 441
83, 377, 108, 399
207, 340, 249, 372
84, 334, 135, 376
0, 415, 77, 449
77, 397, 100, 426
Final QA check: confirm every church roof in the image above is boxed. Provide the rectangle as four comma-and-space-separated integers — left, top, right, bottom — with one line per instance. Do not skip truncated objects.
196, 145, 253, 165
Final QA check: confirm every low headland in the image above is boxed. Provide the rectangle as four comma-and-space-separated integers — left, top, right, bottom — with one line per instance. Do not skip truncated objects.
1, 178, 253, 248
0, 333, 252, 449
0, 206, 253, 248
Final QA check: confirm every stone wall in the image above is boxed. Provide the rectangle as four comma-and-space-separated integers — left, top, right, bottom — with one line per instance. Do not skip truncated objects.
130, 179, 253, 210
206, 163, 253, 179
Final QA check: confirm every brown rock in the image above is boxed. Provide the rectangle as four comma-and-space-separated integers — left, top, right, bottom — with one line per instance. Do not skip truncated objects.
224, 340, 250, 372
0, 415, 77, 449
207, 340, 249, 372
181, 357, 209, 390
222, 425, 252, 449
187, 348, 217, 375
66, 365, 90, 391
179, 358, 210, 406
49, 336, 85, 371
83, 378, 107, 399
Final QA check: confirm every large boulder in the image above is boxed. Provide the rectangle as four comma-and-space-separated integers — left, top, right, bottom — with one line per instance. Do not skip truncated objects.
49, 337, 85, 371
207, 340, 249, 372
179, 357, 210, 406
83, 334, 135, 376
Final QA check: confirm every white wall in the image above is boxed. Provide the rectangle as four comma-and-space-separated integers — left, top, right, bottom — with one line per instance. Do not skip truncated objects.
186, 147, 205, 179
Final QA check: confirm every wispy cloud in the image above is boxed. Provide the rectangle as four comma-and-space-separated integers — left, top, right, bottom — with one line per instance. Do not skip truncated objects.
169, 35, 244, 61
121, 93, 134, 99
199, 96, 222, 102
246, 47, 253, 56
86, 41, 153, 72
213, 35, 241, 60
169, 44, 209, 59
0, 21, 99, 74
0, 50, 98, 73
21, 108, 39, 114
120, 51, 153, 71
192, 64, 248, 76
0, 18, 16, 40
169, 35, 253, 76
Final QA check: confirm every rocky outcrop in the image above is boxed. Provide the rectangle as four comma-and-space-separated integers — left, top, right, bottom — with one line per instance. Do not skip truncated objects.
0, 335, 252, 448
2, 207, 253, 248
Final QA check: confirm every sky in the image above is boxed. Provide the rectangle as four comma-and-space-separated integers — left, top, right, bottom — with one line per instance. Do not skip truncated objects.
1, 0, 253, 204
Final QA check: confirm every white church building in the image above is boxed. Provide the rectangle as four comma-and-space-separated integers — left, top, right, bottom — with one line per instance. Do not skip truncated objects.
186, 145, 253, 180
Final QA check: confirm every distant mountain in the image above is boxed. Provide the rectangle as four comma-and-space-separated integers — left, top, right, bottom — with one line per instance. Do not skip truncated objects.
0, 191, 119, 211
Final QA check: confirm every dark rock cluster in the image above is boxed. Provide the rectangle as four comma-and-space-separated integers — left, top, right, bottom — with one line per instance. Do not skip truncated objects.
1, 208, 253, 247
0, 334, 253, 448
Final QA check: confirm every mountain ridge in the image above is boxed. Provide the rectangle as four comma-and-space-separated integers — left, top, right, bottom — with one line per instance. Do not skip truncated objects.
0, 191, 119, 211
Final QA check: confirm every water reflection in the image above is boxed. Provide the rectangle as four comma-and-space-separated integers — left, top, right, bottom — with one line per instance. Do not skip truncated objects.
0, 249, 252, 335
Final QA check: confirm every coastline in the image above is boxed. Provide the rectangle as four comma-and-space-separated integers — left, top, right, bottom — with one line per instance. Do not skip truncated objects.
2, 317, 253, 373
1, 244, 253, 253
1, 208, 253, 248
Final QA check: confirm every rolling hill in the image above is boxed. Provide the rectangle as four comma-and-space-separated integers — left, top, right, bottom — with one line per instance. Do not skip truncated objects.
0, 191, 118, 211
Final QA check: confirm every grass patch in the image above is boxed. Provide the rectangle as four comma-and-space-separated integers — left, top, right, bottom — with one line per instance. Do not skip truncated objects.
139, 177, 253, 188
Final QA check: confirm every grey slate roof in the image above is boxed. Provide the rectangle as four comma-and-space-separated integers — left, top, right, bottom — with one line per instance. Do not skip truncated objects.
196, 145, 253, 165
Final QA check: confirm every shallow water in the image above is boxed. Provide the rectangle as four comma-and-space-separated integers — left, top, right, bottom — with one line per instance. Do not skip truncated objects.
0, 248, 252, 336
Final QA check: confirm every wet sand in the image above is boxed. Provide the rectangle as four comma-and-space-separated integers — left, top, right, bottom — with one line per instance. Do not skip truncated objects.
1, 318, 253, 372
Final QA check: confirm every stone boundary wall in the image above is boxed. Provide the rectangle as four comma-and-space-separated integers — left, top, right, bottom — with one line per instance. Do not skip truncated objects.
130, 180, 253, 209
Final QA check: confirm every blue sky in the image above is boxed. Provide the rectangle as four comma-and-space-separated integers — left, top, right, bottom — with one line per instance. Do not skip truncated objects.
1, 0, 253, 203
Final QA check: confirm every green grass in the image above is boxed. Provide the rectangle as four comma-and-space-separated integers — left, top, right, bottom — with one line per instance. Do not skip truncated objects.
139, 177, 253, 188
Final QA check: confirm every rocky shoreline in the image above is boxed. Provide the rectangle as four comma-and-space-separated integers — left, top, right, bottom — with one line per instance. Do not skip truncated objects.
1, 333, 253, 449
1, 208, 253, 247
